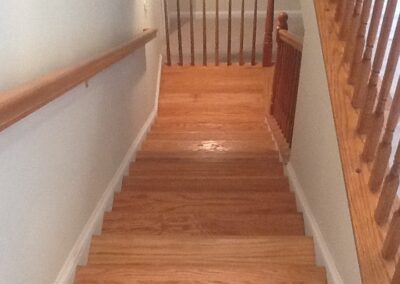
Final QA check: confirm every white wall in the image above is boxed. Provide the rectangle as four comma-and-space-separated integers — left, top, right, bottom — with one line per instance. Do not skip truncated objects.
0, 1, 163, 283
289, 1, 362, 283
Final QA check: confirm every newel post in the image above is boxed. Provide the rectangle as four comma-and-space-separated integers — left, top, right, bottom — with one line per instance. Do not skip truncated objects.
263, 0, 275, 66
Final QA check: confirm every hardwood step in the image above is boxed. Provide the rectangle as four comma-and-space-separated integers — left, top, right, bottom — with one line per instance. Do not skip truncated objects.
158, 106, 265, 116
76, 263, 326, 283
102, 211, 305, 235
122, 176, 290, 192
111, 190, 297, 214
129, 159, 284, 177
140, 139, 277, 155
161, 66, 265, 94
136, 152, 280, 160
87, 235, 316, 266
158, 103, 264, 114
155, 115, 264, 123
151, 121, 269, 131
159, 92, 266, 106
146, 131, 273, 141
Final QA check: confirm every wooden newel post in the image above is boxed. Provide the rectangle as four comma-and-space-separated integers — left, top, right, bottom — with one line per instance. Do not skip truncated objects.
263, 0, 275, 66
276, 12, 289, 42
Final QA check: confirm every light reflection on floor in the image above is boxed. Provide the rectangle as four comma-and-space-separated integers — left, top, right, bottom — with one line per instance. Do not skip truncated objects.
196, 140, 228, 152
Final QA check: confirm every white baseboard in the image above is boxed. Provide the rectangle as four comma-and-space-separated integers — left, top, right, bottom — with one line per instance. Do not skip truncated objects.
285, 163, 343, 284
54, 54, 163, 284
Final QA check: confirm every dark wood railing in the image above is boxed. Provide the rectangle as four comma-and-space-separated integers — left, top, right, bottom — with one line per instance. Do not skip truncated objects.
330, 0, 400, 282
163, 0, 275, 66
0, 29, 157, 133
270, 13, 303, 145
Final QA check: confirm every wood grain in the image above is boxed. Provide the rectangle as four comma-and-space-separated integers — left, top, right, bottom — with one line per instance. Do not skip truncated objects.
0, 29, 157, 133
76, 66, 325, 282
314, 0, 394, 282
76, 264, 326, 283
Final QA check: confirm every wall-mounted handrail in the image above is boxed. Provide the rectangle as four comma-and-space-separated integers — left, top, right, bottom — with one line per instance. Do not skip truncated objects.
0, 28, 157, 133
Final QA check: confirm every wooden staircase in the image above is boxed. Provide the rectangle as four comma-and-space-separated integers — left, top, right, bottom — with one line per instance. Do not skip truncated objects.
75, 66, 326, 283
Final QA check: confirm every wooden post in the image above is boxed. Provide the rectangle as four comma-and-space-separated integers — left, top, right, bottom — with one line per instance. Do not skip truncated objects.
356, 0, 398, 132
393, 259, 400, 284
163, 0, 171, 66
362, 17, 400, 162
215, 0, 219, 66
339, 0, 356, 40
335, 0, 347, 22
350, 0, 384, 97
239, 0, 245, 65
347, 0, 372, 84
343, 0, 363, 65
263, 0, 275, 66
382, 210, 400, 260
369, 77, 400, 192
272, 13, 289, 104
375, 142, 400, 225
189, 0, 195, 66
227, 0, 232, 66
177, 0, 183, 66
251, 0, 258, 65
202, 0, 207, 66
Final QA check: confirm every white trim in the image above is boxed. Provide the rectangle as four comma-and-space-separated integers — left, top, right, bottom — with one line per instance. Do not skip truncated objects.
286, 163, 344, 284
54, 55, 163, 284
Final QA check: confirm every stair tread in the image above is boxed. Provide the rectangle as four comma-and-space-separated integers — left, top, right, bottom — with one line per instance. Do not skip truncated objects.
87, 235, 316, 266
130, 159, 284, 177
112, 191, 297, 213
146, 131, 273, 140
140, 139, 277, 154
122, 176, 290, 192
76, 263, 326, 284
151, 121, 269, 131
102, 211, 305, 235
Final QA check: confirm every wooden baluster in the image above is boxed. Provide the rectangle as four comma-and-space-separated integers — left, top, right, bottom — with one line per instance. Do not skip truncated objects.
348, 0, 373, 83
362, 17, 400, 162
339, 0, 355, 40
393, 260, 400, 284
343, 0, 363, 65
190, 0, 195, 66
356, 0, 397, 129
227, 0, 232, 66
263, 0, 275, 66
382, 209, 400, 260
215, 0, 219, 66
177, 0, 183, 66
369, 76, 400, 192
251, 0, 258, 65
202, 0, 207, 66
163, 0, 172, 66
375, 142, 400, 225
239, 0, 245, 65
335, 0, 347, 22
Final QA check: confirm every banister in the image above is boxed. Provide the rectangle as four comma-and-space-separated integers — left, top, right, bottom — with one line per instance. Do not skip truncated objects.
0, 28, 157, 133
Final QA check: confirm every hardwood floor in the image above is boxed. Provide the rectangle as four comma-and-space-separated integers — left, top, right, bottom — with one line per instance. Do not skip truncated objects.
75, 66, 326, 283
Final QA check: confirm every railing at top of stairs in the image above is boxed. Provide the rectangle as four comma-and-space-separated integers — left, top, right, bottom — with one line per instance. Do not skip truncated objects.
163, 0, 276, 66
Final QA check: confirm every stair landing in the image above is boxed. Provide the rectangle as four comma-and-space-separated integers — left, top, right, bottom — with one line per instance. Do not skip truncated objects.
75, 66, 326, 283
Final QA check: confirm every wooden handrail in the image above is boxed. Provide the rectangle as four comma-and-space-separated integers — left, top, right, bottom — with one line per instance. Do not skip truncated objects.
270, 13, 303, 145
0, 29, 157, 133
